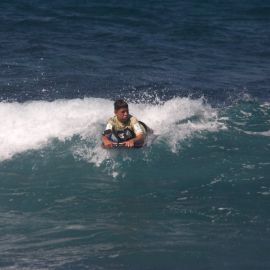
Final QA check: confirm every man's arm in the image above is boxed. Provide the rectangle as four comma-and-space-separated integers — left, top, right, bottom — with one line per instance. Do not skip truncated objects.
102, 134, 114, 148
124, 118, 145, 148
124, 132, 144, 148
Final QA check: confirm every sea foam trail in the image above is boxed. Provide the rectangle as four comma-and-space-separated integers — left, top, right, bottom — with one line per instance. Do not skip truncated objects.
0, 97, 223, 162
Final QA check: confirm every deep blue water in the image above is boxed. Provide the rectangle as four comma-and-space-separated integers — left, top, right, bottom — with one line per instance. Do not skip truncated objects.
0, 1, 270, 269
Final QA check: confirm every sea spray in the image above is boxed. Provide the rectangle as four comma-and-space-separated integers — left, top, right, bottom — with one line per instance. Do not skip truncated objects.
0, 97, 224, 163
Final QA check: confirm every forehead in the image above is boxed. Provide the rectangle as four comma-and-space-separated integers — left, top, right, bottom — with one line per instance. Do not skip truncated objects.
116, 107, 129, 113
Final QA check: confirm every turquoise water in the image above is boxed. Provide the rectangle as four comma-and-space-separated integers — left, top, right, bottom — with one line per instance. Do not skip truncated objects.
1, 98, 270, 269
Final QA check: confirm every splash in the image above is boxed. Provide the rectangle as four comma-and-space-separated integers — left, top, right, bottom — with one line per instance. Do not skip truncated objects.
0, 98, 111, 161
0, 97, 224, 163
129, 97, 224, 152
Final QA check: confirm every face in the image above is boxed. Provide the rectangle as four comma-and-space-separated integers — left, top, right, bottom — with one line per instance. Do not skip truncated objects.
115, 107, 129, 123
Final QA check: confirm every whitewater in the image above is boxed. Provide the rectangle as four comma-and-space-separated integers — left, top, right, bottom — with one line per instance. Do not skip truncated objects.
0, 97, 223, 163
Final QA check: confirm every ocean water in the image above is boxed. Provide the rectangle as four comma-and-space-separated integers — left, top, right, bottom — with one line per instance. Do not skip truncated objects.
1, 1, 270, 269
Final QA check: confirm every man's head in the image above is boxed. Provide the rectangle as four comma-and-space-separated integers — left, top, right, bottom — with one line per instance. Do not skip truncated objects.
114, 99, 129, 123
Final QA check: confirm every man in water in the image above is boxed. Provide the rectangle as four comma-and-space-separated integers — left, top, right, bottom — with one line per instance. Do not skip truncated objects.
102, 99, 146, 148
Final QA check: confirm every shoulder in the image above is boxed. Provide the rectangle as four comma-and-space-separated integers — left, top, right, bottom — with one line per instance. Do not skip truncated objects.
107, 116, 118, 125
105, 116, 116, 130
130, 116, 144, 134
107, 116, 115, 123
130, 115, 139, 124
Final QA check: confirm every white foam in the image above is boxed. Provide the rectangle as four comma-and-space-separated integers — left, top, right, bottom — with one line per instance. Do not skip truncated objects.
0, 97, 224, 162
129, 97, 224, 152
0, 98, 112, 161
244, 130, 270, 137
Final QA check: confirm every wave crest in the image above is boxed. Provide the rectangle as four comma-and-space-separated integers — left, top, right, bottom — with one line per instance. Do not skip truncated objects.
0, 97, 224, 163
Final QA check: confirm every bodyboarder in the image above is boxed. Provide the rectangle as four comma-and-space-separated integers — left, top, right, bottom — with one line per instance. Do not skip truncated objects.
102, 99, 150, 149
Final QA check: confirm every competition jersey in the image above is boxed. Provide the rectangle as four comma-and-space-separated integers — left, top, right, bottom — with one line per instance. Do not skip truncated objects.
105, 115, 145, 140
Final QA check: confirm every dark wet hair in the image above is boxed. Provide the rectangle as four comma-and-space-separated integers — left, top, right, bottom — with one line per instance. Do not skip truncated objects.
114, 99, 128, 111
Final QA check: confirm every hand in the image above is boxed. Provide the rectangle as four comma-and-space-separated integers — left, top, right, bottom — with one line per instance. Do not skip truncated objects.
124, 139, 135, 148
103, 138, 114, 148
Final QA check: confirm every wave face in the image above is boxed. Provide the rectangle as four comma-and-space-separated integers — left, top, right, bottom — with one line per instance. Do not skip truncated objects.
0, 97, 222, 162
1, 97, 270, 269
